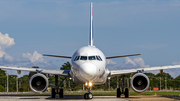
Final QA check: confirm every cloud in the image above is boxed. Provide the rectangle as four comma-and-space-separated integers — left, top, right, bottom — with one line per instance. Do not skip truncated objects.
2, 54, 14, 63
107, 59, 117, 64
107, 57, 150, 70
0, 50, 60, 77
133, 57, 150, 68
124, 57, 137, 67
123, 57, 150, 68
172, 61, 180, 65
0, 32, 65, 77
22, 51, 44, 63
0, 32, 15, 57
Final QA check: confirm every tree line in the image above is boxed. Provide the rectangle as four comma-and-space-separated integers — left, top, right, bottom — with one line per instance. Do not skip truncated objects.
0, 62, 180, 92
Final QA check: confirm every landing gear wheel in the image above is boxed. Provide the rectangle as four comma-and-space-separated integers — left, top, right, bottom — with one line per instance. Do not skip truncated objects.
88, 93, 93, 99
117, 88, 121, 98
84, 93, 88, 99
59, 89, 63, 98
84, 93, 93, 99
51, 88, 55, 98
125, 88, 129, 98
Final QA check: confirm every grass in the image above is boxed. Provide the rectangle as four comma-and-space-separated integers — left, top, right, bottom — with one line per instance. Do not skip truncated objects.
130, 91, 180, 95
5, 91, 180, 96
64, 91, 180, 95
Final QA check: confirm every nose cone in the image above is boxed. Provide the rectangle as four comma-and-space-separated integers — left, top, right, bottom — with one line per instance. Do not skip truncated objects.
80, 63, 97, 80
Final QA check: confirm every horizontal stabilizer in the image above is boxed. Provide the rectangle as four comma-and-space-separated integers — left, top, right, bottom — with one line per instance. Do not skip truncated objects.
43, 54, 71, 59
106, 54, 141, 59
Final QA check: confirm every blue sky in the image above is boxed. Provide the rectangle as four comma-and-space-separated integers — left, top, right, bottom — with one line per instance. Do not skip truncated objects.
0, 0, 180, 77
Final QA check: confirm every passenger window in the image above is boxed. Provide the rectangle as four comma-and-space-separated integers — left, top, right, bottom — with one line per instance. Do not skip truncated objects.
80, 56, 87, 60
89, 56, 96, 60
74, 56, 80, 61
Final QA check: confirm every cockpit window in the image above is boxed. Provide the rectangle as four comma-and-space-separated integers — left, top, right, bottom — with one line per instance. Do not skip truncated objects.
96, 56, 102, 61
96, 56, 100, 61
98, 56, 102, 61
74, 55, 102, 61
74, 56, 80, 61
80, 56, 87, 60
88, 56, 96, 60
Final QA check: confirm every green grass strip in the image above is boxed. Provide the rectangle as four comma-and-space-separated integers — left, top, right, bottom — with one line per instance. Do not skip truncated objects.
65, 91, 180, 95
7, 91, 180, 96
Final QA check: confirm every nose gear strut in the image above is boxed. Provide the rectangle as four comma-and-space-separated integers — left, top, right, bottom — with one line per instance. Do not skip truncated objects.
84, 86, 93, 99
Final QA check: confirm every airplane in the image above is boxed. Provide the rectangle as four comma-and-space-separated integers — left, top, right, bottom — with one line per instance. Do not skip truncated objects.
1, 2, 180, 99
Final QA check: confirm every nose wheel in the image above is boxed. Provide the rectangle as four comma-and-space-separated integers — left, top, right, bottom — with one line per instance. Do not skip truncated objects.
84, 93, 93, 99
84, 85, 93, 99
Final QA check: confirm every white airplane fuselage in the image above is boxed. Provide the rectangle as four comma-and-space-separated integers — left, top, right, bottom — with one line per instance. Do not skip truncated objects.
70, 46, 109, 85
68, 3, 110, 85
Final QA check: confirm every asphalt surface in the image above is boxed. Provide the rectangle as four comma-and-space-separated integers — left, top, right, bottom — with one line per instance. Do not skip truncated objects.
0, 95, 179, 101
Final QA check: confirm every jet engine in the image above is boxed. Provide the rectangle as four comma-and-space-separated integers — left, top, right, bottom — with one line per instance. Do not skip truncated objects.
29, 73, 48, 93
131, 73, 149, 93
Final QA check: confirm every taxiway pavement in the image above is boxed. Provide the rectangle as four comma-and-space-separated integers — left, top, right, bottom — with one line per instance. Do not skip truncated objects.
0, 95, 179, 101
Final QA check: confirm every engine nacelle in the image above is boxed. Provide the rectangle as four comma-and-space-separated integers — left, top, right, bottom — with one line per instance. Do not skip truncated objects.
131, 73, 149, 93
29, 73, 48, 93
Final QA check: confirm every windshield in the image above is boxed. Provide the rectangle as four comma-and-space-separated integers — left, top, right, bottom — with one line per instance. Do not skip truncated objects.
88, 56, 96, 60
96, 56, 102, 61
74, 55, 102, 61
74, 56, 80, 61
80, 56, 87, 60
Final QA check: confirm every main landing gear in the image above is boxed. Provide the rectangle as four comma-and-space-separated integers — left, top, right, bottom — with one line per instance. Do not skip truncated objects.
117, 75, 129, 98
51, 88, 64, 98
51, 75, 65, 98
117, 88, 129, 98
84, 82, 93, 99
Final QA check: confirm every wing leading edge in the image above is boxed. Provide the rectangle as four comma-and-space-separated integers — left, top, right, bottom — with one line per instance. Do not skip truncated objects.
0, 66, 70, 77
106, 54, 141, 59
109, 65, 180, 77
43, 54, 71, 59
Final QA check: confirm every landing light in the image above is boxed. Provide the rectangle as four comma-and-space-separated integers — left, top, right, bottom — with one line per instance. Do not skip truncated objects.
89, 82, 93, 87
85, 82, 93, 87
85, 82, 88, 86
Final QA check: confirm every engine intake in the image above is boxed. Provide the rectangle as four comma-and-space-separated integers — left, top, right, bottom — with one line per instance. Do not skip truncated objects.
131, 73, 149, 93
29, 73, 48, 93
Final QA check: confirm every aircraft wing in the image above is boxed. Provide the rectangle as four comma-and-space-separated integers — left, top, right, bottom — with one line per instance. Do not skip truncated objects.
0, 66, 70, 77
106, 54, 141, 59
43, 54, 71, 59
109, 65, 180, 77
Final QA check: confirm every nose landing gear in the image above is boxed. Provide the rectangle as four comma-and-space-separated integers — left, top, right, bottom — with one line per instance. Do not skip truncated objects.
84, 82, 93, 99
84, 92, 93, 99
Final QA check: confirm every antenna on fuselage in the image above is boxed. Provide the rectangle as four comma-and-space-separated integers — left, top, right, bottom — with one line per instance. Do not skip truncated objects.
89, 2, 93, 46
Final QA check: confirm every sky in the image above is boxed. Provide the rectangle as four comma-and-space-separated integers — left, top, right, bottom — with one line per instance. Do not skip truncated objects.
0, 0, 180, 78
